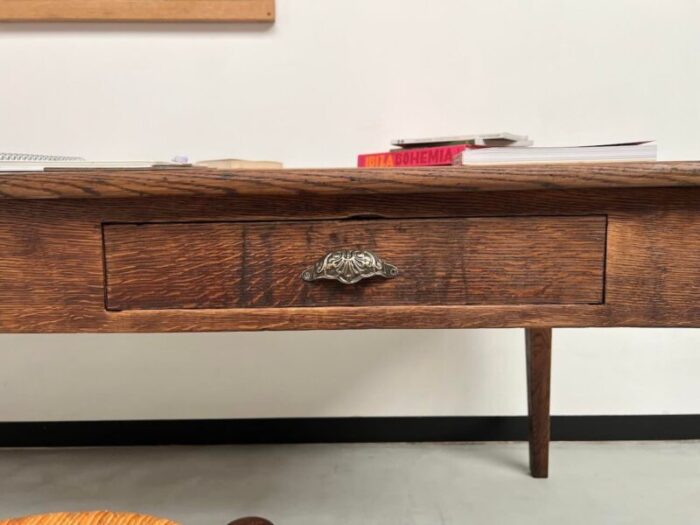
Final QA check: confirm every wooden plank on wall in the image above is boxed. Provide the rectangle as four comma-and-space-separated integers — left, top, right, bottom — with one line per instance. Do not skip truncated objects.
0, 0, 275, 22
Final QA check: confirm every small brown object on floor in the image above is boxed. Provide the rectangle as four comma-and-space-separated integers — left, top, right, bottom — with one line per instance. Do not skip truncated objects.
228, 519, 274, 525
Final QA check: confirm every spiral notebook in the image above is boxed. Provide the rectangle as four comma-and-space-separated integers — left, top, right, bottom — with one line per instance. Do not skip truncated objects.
0, 152, 183, 172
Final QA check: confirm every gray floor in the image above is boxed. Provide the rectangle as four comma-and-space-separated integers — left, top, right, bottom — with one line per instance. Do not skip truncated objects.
1, 442, 699, 524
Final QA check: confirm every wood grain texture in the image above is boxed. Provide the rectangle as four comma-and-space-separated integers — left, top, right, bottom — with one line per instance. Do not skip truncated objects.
0, 162, 699, 200
0, 0, 275, 22
0, 186, 698, 333
525, 327, 552, 479
103, 217, 606, 310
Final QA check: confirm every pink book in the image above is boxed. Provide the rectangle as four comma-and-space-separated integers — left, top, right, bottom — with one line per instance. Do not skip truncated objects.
358, 144, 481, 168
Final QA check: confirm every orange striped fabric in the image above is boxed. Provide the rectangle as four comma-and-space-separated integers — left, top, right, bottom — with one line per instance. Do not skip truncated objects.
0, 512, 178, 525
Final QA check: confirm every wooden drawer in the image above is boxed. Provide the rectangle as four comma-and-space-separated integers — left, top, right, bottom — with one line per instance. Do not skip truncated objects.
103, 216, 606, 311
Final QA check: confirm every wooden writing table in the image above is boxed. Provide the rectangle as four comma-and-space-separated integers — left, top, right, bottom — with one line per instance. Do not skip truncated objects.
1, 162, 698, 478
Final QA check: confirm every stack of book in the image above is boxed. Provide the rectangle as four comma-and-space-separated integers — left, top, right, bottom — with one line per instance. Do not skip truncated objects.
357, 132, 530, 168
357, 134, 657, 167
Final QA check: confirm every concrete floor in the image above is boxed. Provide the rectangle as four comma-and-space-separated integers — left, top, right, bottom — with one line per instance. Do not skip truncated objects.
0, 442, 699, 524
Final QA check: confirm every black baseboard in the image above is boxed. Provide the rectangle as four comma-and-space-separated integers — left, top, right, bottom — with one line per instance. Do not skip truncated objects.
1, 415, 698, 447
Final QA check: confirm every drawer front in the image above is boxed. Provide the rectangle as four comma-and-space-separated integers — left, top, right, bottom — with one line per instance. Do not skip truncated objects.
103, 216, 606, 311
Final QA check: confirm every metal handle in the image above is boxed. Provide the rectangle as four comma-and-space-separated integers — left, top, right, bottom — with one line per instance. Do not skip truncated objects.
301, 249, 399, 285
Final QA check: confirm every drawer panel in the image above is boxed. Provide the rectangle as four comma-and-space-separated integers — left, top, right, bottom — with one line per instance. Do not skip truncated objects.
103, 216, 606, 310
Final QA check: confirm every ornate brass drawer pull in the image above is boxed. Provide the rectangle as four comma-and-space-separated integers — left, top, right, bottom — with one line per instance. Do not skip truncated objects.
301, 249, 399, 285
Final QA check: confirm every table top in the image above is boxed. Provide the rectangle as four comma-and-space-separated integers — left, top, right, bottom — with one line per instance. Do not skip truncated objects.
1, 161, 699, 200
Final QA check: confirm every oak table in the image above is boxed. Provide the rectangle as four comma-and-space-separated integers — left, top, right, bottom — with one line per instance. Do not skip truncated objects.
1, 162, 699, 478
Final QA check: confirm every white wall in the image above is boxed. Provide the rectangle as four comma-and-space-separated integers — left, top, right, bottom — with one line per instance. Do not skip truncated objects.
0, 0, 698, 421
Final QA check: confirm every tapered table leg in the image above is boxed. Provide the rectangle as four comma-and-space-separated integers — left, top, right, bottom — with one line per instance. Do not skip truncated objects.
525, 327, 552, 478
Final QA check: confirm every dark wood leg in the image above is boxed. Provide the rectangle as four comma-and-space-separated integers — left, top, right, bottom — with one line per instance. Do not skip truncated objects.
525, 327, 552, 478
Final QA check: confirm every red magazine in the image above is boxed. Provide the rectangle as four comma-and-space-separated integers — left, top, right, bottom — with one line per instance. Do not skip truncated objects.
357, 144, 481, 168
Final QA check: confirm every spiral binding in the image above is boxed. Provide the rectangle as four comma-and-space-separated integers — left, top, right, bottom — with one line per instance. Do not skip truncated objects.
0, 152, 84, 162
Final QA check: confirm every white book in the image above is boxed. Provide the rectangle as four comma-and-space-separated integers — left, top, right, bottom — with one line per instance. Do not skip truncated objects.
392, 132, 530, 148
459, 141, 657, 165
